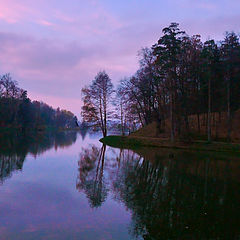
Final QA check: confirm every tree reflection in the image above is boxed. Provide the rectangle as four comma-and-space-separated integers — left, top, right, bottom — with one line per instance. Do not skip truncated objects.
76, 143, 240, 238
0, 131, 77, 183
79, 127, 88, 140
111, 149, 240, 239
77, 144, 108, 208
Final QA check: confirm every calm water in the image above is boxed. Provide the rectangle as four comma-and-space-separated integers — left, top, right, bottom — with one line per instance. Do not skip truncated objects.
0, 130, 240, 240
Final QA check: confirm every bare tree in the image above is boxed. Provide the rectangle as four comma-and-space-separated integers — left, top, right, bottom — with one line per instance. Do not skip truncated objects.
81, 71, 114, 137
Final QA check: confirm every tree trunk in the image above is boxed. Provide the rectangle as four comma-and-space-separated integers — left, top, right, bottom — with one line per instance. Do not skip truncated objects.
227, 78, 231, 142
99, 98, 105, 137
197, 112, 200, 133
170, 90, 174, 142
207, 77, 211, 142
103, 93, 107, 138
120, 100, 124, 136
184, 114, 189, 135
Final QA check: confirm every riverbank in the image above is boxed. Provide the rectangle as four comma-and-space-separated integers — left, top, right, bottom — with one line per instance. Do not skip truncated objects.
100, 135, 240, 153
0, 127, 80, 134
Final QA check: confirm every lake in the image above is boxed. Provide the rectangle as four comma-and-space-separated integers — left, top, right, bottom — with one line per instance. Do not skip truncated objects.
0, 130, 239, 239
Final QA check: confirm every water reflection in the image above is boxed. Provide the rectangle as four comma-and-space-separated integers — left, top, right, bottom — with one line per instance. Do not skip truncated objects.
0, 131, 77, 183
1, 131, 239, 239
77, 144, 108, 208
78, 145, 240, 239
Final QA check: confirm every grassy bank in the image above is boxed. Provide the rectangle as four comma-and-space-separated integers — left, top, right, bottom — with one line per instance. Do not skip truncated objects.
100, 135, 240, 153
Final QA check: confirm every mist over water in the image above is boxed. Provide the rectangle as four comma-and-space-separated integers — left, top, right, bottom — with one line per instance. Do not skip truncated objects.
0, 130, 239, 239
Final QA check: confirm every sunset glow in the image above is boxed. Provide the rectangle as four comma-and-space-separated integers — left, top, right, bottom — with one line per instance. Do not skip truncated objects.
0, 0, 239, 116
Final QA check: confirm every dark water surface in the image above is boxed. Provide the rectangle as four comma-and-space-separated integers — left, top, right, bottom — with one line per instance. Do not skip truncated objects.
0, 131, 240, 239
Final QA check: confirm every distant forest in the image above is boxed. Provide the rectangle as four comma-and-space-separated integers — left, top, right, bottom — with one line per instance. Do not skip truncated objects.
82, 23, 240, 141
0, 73, 78, 130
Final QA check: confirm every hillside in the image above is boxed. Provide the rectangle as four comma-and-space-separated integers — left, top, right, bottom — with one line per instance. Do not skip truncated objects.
132, 110, 240, 143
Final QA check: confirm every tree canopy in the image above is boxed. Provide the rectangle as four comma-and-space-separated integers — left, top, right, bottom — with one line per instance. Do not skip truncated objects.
81, 71, 114, 137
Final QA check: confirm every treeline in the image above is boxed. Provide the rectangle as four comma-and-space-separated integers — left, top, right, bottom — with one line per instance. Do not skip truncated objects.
82, 23, 240, 141
97, 23, 234, 141
117, 23, 240, 141
0, 73, 78, 130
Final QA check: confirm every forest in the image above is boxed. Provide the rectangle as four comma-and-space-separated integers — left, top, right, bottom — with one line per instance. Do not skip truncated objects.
82, 23, 240, 142
0, 73, 78, 131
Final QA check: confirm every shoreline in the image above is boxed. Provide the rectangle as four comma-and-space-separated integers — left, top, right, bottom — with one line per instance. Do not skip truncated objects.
0, 127, 80, 133
100, 135, 240, 153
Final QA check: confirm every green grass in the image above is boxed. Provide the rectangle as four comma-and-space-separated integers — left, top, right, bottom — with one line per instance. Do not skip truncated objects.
100, 135, 240, 153
100, 135, 143, 150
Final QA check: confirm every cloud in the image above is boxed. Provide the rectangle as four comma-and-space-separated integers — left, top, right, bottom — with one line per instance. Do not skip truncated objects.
54, 11, 75, 23
37, 19, 55, 27
0, 0, 239, 116
0, 0, 38, 23
0, 31, 139, 115
181, 15, 240, 41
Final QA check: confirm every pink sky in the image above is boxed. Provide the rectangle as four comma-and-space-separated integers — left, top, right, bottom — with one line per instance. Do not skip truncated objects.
0, 0, 239, 117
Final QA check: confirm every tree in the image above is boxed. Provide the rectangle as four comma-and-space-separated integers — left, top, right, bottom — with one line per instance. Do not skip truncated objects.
114, 23, 240, 142
115, 86, 125, 136
201, 40, 219, 142
81, 71, 114, 137
153, 23, 185, 142
221, 32, 240, 141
